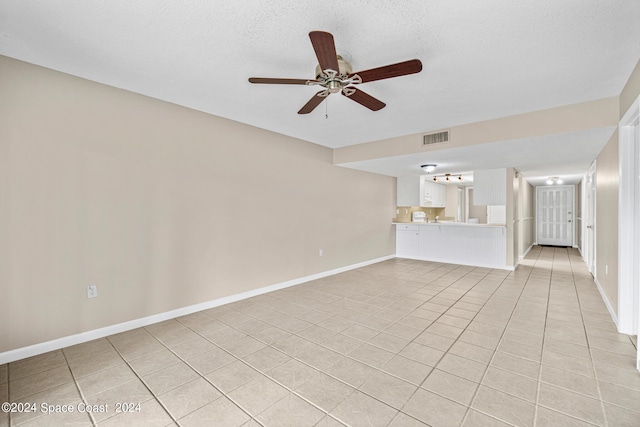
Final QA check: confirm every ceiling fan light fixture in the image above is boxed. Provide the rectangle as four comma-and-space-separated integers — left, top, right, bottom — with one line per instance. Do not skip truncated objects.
421, 164, 437, 173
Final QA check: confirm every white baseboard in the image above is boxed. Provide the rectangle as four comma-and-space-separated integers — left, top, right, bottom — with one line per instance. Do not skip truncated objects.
594, 277, 619, 329
0, 255, 395, 365
514, 243, 535, 269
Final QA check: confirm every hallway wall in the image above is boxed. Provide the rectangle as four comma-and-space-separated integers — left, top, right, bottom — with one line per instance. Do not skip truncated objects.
595, 58, 640, 319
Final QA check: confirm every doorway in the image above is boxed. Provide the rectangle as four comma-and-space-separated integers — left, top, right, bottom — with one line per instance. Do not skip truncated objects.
536, 186, 574, 247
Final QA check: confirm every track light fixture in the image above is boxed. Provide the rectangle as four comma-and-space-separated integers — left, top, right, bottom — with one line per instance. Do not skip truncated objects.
431, 173, 463, 182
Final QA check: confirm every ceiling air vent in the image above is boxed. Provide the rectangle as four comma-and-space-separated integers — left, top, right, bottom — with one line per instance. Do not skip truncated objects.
422, 130, 449, 146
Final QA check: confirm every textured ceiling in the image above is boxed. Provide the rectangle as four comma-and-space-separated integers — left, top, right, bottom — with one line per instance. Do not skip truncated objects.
1, 1, 639, 182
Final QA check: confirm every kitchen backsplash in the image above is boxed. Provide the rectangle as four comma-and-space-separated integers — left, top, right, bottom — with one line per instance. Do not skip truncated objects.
394, 206, 455, 222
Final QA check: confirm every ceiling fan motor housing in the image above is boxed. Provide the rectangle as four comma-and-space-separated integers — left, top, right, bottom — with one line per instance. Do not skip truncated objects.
315, 55, 352, 80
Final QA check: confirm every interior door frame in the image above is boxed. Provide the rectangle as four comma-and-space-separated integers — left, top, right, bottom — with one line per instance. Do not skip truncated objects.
582, 161, 596, 275
465, 186, 471, 222
618, 94, 640, 373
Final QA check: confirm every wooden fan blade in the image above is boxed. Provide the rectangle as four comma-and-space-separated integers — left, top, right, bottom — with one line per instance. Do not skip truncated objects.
309, 31, 339, 72
350, 59, 422, 83
298, 91, 327, 114
342, 88, 386, 111
248, 77, 311, 85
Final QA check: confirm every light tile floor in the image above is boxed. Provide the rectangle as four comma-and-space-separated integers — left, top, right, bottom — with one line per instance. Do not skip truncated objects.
2, 246, 640, 426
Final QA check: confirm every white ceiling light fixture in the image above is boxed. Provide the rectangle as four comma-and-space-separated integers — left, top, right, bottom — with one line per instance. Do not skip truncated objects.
546, 177, 564, 185
421, 164, 437, 173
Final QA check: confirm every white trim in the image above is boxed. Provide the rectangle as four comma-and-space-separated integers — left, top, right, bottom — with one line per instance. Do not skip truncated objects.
520, 243, 534, 260
0, 255, 395, 364
595, 277, 619, 328
618, 95, 640, 335
582, 161, 597, 275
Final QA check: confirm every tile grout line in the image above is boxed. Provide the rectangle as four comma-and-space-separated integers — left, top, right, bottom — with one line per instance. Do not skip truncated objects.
166, 305, 353, 424
568, 248, 610, 427
532, 247, 556, 427
59, 349, 98, 427
461, 246, 541, 426
103, 335, 178, 426
159, 319, 267, 426
173, 262, 499, 425
533, 248, 607, 426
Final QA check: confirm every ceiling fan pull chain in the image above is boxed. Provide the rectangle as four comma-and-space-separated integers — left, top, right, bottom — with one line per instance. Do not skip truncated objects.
325, 97, 329, 119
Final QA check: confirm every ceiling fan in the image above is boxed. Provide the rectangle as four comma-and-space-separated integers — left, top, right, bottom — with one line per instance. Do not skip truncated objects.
248, 31, 423, 114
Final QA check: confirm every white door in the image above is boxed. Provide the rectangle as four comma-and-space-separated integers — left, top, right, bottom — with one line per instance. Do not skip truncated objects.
537, 186, 574, 246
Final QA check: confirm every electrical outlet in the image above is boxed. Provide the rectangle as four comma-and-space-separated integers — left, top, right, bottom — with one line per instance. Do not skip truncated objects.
87, 285, 98, 299
605, 265, 608, 275
396, 209, 399, 215
319, 249, 324, 256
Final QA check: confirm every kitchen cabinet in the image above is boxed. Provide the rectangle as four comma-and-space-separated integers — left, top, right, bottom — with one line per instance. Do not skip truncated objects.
397, 176, 421, 206
396, 224, 419, 257
397, 176, 446, 207
422, 180, 446, 207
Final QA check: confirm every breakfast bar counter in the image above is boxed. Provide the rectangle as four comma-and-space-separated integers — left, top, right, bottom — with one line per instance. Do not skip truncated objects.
394, 222, 510, 270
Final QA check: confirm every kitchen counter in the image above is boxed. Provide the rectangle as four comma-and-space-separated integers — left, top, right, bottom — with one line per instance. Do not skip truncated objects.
394, 222, 510, 270
393, 221, 505, 227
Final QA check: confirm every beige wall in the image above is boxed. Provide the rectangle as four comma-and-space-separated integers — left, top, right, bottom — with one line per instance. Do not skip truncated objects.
468, 189, 487, 224
594, 59, 640, 318
595, 131, 619, 315
506, 168, 516, 267
508, 171, 535, 266
620, 59, 640, 116
0, 56, 396, 353
521, 177, 535, 255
